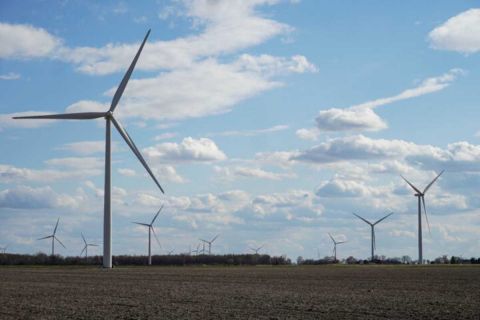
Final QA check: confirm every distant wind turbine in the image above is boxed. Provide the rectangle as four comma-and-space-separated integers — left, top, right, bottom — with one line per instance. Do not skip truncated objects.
328, 233, 346, 262
200, 235, 219, 255
401, 170, 444, 264
0, 245, 7, 254
80, 233, 99, 260
249, 245, 264, 254
38, 218, 66, 256
353, 212, 394, 261
14, 30, 165, 269
132, 205, 163, 265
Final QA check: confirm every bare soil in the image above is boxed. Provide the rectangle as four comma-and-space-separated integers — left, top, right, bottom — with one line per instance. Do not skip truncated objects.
0, 265, 479, 319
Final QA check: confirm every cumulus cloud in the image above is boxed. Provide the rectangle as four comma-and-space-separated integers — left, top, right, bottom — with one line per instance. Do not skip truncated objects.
0, 186, 78, 209
44, 157, 104, 171
208, 124, 289, 137
429, 9, 480, 54
214, 165, 296, 181
57, 141, 107, 155
295, 128, 319, 141
0, 72, 21, 80
153, 165, 185, 183
143, 137, 227, 163
311, 69, 463, 133
316, 177, 381, 198
0, 22, 61, 59
0, 164, 94, 183
117, 168, 136, 177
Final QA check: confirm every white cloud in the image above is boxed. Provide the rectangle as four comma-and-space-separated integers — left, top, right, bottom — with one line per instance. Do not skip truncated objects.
316, 177, 381, 198
295, 128, 319, 141
429, 9, 480, 54
0, 72, 21, 80
314, 69, 463, 132
57, 140, 106, 155
0, 186, 78, 209
117, 168, 136, 177
252, 189, 322, 219
154, 132, 177, 141
208, 124, 289, 137
214, 165, 296, 181
44, 157, 104, 171
153, 165, 185, 183
0, 164, 95, 183
0, 22, 61, 59
143, 137, 227, 163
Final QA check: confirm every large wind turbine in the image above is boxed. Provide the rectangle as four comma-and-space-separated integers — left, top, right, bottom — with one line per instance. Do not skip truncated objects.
80, 233, 98, 260
132, 205, 163, 265
353, 212, 394, 261
14, 30, 164, 268
401, 170, 444, 264
328, 233, 346, 262
38, 218, 66, 256
200, 235, 219, 255
249, 245, 263, 255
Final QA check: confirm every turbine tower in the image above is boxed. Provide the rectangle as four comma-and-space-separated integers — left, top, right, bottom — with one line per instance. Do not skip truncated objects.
249, 245, 263, 254
200, 235, 219, 255
328, 233, 346, 262
132, 205, 163, 265
0, 245, 7, 254
80, 233, 98, 260
14, 30, 165, 268
401, 170, 444, 264
352, 212, 394, 261
38, 218, 66, 256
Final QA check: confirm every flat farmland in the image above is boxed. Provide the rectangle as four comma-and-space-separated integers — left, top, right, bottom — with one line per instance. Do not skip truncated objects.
0, 265, 479, 319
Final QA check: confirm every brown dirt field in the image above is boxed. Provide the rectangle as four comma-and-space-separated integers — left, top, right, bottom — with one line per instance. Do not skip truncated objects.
0, 265, 479, 319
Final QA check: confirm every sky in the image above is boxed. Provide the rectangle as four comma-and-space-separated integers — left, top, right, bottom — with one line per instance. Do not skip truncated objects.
1, 0, 480, 261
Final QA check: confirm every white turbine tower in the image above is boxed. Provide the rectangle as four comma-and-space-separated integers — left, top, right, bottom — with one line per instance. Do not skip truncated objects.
328, 233, 346, 262
14, 30, 164, 268
200, 235, 219, 255
38, 218, 66, 256
352, 212, 394, 261
401, 170, 444, 264
80, 233, 99, 260
132, 205, 163, 265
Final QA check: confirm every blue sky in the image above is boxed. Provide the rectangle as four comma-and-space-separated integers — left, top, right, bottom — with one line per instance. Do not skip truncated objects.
1, 0, 480, 261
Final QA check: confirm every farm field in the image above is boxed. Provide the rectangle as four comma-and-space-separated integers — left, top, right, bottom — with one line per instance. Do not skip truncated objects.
0, 265, 479, 319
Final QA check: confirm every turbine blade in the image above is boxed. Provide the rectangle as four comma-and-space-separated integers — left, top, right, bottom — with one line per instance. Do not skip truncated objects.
337, 241, 346, 245
38, 235, 53, 240
80, 246, 86, 256
88, 244, 99, 247
422, 196, 432, 236
111, 116, 164, 193
151, 204, 164, 225
55, 237, 66, 249
53, 218, 60, 235
352, 213, 372, 225
211, 234, 219, 243
132, 222, 150, 227
328, 233, 335, 243
151, 227, 162, 249
401, 175, 422, 194
373, 212, 394, 225
13, 112, 106, 120
81, 233, 87, 245
423, 170, 444, 194
109, 29, 151, 113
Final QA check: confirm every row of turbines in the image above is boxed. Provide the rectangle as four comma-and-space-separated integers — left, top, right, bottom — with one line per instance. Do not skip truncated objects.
11, 29, 446, 268
329, 171, 444, 263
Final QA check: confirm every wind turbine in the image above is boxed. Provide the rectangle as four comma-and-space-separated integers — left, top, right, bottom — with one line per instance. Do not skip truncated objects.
249, 245, 263, 254
0, 245, 7, 254
328, 233, 346, 262
14, 30, 165, 268
132, 205, 163, 265
38, 218, 66, 256
80, 233, 98, 260
401, 170, 444, 264
353, 212, 394, 261
200, 235, 219, 255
